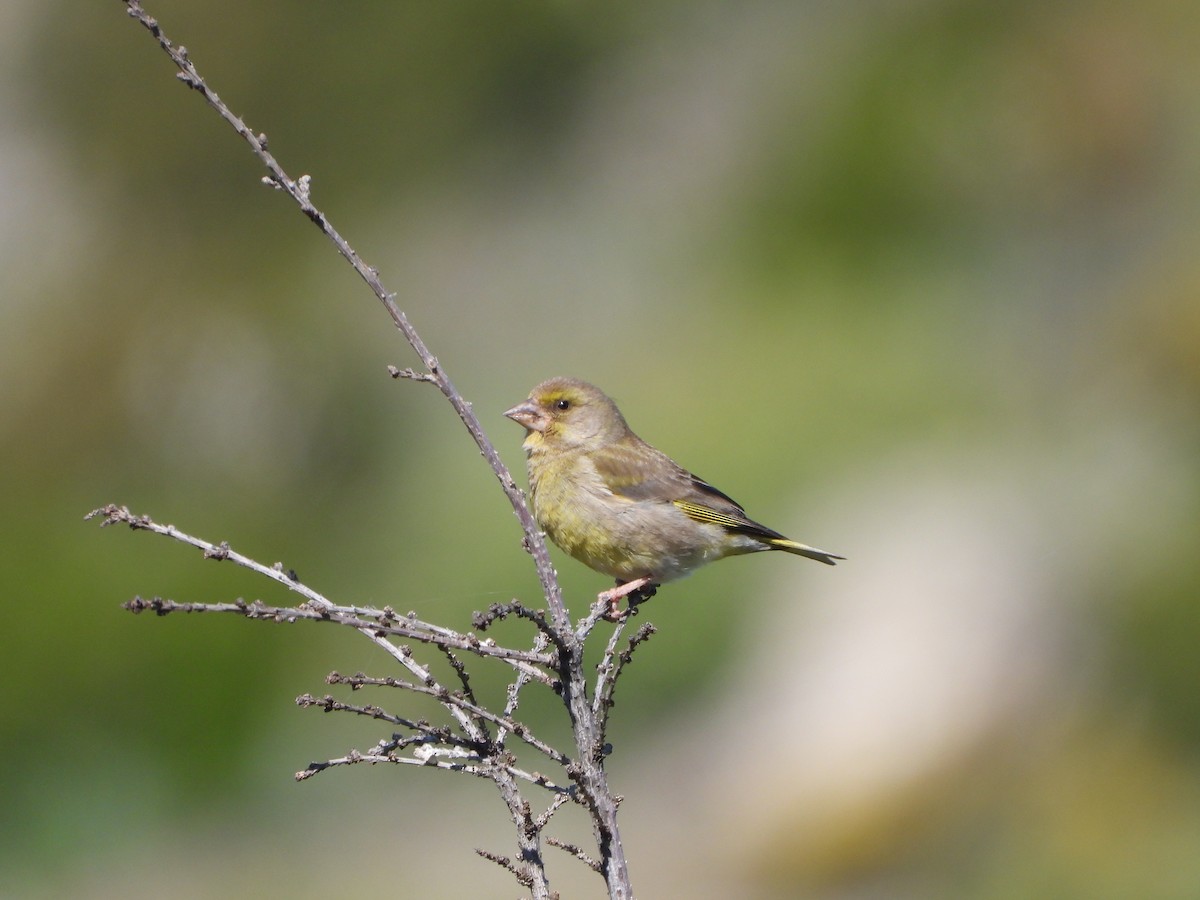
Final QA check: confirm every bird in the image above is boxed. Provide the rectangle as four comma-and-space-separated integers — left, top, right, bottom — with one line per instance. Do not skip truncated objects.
504, 377, 841, 616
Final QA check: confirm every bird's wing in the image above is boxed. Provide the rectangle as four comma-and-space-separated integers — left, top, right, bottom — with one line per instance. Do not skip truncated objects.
591, 439, 787, 541
590, 438, 697, 502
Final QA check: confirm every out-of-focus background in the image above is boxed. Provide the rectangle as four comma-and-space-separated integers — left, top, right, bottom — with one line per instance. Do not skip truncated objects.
4, 2, 1200, 897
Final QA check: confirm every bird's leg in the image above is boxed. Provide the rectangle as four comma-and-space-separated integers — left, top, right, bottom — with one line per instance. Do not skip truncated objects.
599, 577, 657, 621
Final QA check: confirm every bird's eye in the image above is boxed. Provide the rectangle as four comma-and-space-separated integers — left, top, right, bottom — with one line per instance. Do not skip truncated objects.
555, 399, 571, 411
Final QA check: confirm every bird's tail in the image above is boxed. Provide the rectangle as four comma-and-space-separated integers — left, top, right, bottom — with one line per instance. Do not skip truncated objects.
770, 538, 844, 566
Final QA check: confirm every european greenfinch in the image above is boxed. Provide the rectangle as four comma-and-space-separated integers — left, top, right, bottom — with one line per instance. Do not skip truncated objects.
505, 377, 841, 613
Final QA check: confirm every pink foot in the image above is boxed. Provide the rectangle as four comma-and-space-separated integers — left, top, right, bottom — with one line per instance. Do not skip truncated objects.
598, 577, 655, 621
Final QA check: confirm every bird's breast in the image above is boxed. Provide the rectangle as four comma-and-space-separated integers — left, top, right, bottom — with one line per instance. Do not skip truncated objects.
528, 451, 728, 582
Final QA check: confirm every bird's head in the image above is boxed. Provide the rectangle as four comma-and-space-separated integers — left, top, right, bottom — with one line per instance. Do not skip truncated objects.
505, 377, 630, 450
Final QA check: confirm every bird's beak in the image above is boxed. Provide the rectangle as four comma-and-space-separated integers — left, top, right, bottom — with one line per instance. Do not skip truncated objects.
504, 401, 549, 433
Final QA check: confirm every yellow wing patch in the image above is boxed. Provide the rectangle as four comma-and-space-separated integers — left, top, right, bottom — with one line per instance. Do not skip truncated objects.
673, 500, 749, 531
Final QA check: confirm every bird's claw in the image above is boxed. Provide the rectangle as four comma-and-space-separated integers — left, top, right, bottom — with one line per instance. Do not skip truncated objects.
601, 598, 624, 622
599, 578, 658, 621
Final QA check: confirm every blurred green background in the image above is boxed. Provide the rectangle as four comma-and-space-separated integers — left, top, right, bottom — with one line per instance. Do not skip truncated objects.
4, 1, 1200, 897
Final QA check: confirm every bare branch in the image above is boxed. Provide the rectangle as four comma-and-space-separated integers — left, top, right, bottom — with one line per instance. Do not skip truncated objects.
120, 0, 565, 630
119, 593, 551, 667
325, 673, 569, 766
474, 600, 570, 661
441, 645, 490, 741
89, 505, 328, 606
111, 5, 644, 897
294, 693, 475, 750
296, 744, 570, 794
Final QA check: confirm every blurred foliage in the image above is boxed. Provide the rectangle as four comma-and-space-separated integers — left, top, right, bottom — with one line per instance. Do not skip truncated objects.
3, 0, 1200, 897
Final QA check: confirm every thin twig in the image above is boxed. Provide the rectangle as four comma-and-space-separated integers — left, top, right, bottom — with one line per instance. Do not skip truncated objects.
503, 633, 551, 723
535, 792, 571, 830
388, 365, 437, 384
475, 849, 533, 888
594, 622, 658, 742
296, 750, 569, 794
547, 837, 604, 873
